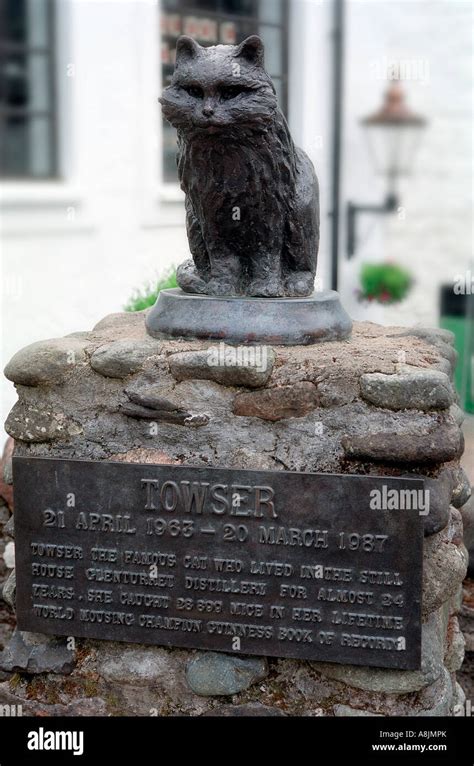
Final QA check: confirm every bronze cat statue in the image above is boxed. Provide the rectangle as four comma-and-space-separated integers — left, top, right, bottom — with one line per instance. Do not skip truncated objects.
160, 35, 319, 298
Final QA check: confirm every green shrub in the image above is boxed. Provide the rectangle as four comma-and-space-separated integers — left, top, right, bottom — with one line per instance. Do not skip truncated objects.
358, 262, 413, 304
124, 268, 177, 312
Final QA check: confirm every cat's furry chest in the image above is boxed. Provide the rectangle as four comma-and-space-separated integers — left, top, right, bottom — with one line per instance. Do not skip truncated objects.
178, 130, 293, 219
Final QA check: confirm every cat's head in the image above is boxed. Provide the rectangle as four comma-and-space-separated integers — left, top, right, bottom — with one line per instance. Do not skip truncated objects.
160, 35, 278, 139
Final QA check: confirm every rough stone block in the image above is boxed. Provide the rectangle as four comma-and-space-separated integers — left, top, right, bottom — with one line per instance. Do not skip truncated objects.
450, 466, 472, 508
169, 347, 275, 388
342, 421, 463, 464
5, 402, 76, 443
185, 652, 268, 696
4, 337, 88, 386
423, 522, 468, 617
444, 615, 465, 673
233, 382, 318, 421
90, 338, 162, 379
420, 470, 452, 536
360, 369, 454, 411
0, 630, 75, 675
2, 568, 15, 607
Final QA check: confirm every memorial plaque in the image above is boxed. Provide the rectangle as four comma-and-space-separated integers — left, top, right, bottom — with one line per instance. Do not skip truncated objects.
13, 457, 423, 669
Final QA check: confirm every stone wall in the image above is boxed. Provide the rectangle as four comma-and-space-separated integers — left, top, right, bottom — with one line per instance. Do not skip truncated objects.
0, 310, 470, 716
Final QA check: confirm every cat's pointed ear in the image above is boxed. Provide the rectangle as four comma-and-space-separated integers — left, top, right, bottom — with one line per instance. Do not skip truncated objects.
175, 36, 200, 65
234, 35, 264, 66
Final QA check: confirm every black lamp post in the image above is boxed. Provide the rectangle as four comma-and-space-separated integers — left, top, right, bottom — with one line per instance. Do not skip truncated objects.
346, 80, 426, 259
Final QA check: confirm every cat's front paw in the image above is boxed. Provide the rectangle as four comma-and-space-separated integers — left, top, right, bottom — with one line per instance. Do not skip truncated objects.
205, 278, 239, 296
247, 278, 284, 297
177, 260, 208, 294
284, 271, 314, 297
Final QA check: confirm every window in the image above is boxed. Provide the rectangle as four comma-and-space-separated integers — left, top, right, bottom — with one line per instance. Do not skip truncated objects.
0, 0, 56, 178
161, 0, 288, 183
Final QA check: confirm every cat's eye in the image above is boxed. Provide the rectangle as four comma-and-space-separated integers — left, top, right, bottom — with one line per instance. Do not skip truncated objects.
183, 85, 204, 99
219, 85, 246, 101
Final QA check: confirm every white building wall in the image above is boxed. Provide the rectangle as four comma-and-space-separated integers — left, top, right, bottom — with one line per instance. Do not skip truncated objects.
339, 0, 472, 326
289, 0, 333, 291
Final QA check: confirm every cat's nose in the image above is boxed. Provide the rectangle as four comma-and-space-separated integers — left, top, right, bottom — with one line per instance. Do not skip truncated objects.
202, 105, 215, 117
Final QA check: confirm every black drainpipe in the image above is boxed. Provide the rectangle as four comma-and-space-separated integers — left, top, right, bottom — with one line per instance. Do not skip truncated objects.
330, 0, 345, 291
